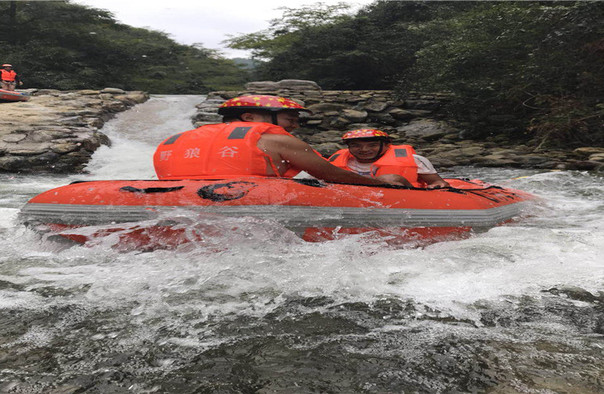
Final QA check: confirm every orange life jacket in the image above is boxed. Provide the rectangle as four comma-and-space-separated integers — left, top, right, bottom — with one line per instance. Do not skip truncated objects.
328, 145, 420, 185
154, 121, 302, 180
1, 70, 16, 82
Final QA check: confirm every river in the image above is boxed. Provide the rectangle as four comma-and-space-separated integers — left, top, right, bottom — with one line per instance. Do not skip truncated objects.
1, 95, 603, 393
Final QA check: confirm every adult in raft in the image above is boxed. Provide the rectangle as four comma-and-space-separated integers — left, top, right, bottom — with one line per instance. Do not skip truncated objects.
328, 129, 450, 189
153, 95, 405, 186
1, 64, 22, 91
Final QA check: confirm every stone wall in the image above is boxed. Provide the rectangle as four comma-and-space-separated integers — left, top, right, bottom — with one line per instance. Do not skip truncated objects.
194, 80, 604, 171
0, 88, 149, 173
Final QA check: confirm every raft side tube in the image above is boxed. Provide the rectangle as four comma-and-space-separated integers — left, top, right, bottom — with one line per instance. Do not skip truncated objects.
19, 202, 530, 228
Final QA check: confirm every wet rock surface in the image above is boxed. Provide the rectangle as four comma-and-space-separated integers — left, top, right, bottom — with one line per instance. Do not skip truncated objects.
201, 81, 604, 172
0, 88, 148, 173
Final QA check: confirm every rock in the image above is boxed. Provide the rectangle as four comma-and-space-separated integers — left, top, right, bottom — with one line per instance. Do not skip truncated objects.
589, 153, 604, 162
363, 101, 389, 112
306, 130, 344, 144
305, 119, 323, 126
192, 112, 222, 123
404, 99, 441, 110
0, 89, 148, 174
565, 160, 602, 170
389, 108, 432, 120
307, 103, 348, 113
573, 147, 604, 158
0, 155, 28, 171
102, 100, 127, 112
277, 79, 322, 91
546, 286, 598, 303
340, 109, 367, 123
77, 89, 101, 95
2, 133, 27, 143
367, 112, 396, 126
50, 142, 80, 154
313, 142, 342, 157
397, 119, 454, 141
101, 87, 126, 94
4, 142, 53, 156
244, 81, 280, 91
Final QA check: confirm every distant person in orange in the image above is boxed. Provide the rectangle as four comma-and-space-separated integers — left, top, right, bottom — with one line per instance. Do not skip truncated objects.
1, 64, 22, 91
328, 129, 450, 189
154, 95, 407, 186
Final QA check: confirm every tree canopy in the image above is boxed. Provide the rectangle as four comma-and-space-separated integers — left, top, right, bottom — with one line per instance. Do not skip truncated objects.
0, 0, 248, 93
227, 1, 604, 148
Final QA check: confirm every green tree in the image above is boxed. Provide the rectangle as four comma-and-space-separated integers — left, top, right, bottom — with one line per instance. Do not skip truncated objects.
0, 1, 248, 93
400, 1, 604, 147
225, 1, 472, 89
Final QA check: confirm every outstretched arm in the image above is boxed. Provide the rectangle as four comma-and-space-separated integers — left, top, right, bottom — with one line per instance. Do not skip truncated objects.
259, 134, 402, 186
418, 173, 450, 189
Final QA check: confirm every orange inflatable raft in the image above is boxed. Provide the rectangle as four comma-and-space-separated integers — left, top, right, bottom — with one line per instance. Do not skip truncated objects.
19, 177, 535, 248
0, 89, 30, 102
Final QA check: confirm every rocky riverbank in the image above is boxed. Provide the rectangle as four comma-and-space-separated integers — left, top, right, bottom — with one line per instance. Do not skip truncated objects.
1, 83, 602, 174
197, 80, 604, 172
0, 88, 148, 173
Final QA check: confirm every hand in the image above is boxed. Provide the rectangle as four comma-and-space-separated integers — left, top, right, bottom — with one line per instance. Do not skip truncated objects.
426, 180, 450, 189
375, 174, 413, 187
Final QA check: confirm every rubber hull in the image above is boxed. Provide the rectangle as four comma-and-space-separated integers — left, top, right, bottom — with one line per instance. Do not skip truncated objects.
0, 89, 30, 102
19, 177, 535, 248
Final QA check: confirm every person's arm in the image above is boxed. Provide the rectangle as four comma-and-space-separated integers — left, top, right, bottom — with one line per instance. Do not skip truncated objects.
260, 134, 403, 186
414, 154, 449, 189
418, 173, 450, 189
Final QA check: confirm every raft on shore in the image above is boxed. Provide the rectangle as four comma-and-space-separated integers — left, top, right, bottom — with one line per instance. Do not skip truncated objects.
0, 89, 30, 102
19, 177, 536, 248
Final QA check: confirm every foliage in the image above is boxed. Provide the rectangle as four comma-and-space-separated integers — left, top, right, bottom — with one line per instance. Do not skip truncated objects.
227, 0, 603, 148
401, 1, 604, 147
0, 1, 248, 93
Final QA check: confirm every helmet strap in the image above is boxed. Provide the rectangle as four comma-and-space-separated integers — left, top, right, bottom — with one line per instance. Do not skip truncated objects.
271, 112, 279, 126
370, 140, 386, 161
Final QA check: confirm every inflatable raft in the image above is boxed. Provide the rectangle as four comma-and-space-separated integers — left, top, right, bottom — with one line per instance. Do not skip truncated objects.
0, 89, 30, 102
19, 177, 535, 248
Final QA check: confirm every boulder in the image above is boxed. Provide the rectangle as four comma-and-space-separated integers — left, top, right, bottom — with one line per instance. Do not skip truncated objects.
277, 79, 322, 91
313, 142, 342, 157
397, 119, 455, 141
307, 103, 348, 113
363, 101, 389, 112
244, 81, 280, 91
389, 108, 432, 120
101, 87, 126, 94
573, 147, 604, 158
0, 89, 148, 174
2, 133, 27, 143
340, 109, 368, 123
50, 142, 80, 154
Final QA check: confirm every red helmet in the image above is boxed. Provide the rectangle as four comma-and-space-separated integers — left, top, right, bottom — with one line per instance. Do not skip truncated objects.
342, 129, 391, 141
218, 95, 310, 116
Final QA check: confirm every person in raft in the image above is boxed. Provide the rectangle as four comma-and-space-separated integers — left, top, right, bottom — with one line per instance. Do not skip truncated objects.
153, 95, 406, 186
328, 129, 450, 189
1, 64, 22, 91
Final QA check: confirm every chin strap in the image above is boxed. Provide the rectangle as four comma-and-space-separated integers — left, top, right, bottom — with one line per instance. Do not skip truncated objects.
271, 112, 279, 126
369, 140, 386, 161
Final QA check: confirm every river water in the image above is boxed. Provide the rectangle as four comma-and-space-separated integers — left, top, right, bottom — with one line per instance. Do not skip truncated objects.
1, 95, 603, 393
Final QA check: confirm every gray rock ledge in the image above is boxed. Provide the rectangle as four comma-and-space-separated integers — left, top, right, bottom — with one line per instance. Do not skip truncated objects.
0, 88, 149, 173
